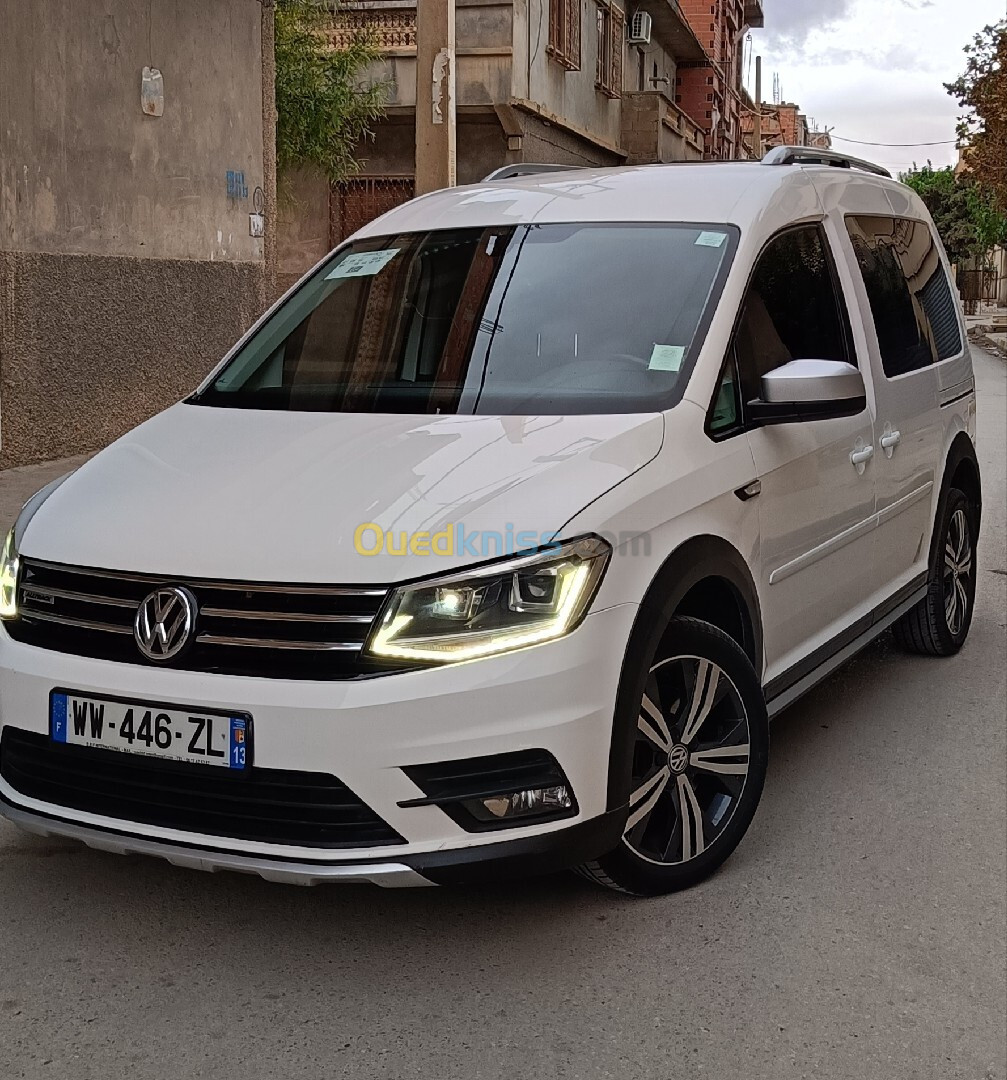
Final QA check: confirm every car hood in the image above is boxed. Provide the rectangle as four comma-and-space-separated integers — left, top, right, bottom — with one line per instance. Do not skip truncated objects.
22, 404, 664, 583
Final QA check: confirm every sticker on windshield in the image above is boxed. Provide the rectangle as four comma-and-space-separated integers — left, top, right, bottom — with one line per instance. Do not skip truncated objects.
326, 249, 400, 280
695, 231, 727, 248
649, 344, 685, 372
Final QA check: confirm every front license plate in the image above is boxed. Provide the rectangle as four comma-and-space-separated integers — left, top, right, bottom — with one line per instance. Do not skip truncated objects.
50, 691, 250, 770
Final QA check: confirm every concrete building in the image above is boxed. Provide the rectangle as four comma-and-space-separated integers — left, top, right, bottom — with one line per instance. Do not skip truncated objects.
0, 0, 274, 468
278, 0, 741, 282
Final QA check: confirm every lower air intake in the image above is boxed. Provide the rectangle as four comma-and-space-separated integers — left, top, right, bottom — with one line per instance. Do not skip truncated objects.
1, 728, 403, 849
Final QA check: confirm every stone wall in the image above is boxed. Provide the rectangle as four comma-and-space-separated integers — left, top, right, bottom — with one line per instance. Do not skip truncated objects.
0, 252, 265, 468
0, 0, 267, 263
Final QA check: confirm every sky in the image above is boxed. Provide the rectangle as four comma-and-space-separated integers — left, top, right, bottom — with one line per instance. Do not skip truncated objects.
746, 0, 1007, 176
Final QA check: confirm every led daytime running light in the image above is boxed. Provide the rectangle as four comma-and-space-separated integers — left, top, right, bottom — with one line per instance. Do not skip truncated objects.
366, 537, 609, 664
0, 529, 20, 620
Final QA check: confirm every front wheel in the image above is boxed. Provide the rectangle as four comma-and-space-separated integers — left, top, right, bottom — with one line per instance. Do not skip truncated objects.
579, 617, 769, 896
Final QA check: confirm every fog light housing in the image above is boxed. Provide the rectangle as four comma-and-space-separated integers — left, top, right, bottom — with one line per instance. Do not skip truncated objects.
400, 750, 578, 831
471, 784, 572, 822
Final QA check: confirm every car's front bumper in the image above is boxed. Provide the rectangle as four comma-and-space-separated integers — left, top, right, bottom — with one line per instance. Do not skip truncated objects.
1, 796, 627, 887
0, 604, 636, 885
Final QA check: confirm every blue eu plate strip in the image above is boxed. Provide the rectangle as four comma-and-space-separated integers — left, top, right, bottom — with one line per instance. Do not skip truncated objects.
51, 693, 68, 743
229, 717, 247, 770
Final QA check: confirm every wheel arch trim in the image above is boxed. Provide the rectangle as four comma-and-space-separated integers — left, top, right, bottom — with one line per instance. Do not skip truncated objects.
936, 431, 982, 559
604, 535, 762, 813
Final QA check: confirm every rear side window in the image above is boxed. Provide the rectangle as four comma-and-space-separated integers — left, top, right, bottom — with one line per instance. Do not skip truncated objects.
918, 264, 962, 360
846, 215, 962, 378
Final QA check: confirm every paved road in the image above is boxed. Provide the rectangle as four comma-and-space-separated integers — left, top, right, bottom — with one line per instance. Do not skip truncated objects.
1, 349, 1004, 1080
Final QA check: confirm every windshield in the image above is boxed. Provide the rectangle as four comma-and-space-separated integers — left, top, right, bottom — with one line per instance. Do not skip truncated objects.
193, 222, 737, 415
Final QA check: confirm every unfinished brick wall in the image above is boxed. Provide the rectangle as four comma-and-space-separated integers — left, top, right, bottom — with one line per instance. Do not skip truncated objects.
777, 104, 798, 146
675, 0, 750, 160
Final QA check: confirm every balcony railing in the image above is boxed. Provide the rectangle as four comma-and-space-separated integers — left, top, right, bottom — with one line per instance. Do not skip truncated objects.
660, 94, 705, 154
622, 89, 706, 163
327, 8, 417, 51
744, 0, 765, 28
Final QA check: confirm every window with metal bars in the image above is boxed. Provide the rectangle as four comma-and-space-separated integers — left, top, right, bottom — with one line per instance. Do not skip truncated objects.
548, 0, 582, 71
595, 1, 624, 98
330, 176, 415, 247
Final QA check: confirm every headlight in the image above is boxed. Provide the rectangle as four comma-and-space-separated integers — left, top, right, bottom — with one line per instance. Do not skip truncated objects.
0, 528, 19, 620
365, 536, 611, 664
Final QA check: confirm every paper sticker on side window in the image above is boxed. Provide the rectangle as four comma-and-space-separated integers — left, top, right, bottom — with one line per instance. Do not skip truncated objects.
326, 249, 401, 281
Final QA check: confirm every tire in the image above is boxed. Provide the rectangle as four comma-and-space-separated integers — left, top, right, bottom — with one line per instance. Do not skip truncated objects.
893, 487, 977, 657
578, 616, 769, 896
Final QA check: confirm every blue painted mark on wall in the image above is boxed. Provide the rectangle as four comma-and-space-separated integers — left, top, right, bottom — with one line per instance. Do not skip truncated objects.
226, 170, 248, 199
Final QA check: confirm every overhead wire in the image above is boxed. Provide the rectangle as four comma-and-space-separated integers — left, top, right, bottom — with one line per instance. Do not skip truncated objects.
830, 133, 957, 147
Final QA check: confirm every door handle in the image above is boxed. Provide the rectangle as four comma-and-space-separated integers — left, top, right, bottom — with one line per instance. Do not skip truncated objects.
850, 445, 874, 474
880, 429, 902, 457
734, 479, 762, 501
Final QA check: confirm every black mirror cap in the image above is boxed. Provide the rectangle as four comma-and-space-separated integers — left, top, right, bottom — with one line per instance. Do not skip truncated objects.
745, 395, 867, 426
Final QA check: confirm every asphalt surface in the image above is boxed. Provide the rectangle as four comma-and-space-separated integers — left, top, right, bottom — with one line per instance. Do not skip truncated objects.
1, 348, 1004, 1080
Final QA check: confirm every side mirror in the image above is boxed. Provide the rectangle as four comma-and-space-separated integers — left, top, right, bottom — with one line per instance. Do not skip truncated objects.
746, 359, 867, 426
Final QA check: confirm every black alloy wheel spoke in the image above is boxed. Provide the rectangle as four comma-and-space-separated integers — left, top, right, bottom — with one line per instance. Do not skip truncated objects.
943, 508, 972, 636
623, 655, 751, 867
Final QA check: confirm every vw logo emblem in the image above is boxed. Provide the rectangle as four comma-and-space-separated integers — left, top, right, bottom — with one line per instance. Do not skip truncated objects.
134, 586, 197, 662
668, 744, 689, 775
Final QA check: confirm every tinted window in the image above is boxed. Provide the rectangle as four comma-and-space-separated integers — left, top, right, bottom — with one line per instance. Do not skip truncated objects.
194, 223, 736, 416
918, 262, 963, 360
846, 215, 962, 378
732, 225, 852, 408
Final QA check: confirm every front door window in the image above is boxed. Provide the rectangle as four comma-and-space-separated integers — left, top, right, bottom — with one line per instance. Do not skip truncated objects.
733, 225, 854, 409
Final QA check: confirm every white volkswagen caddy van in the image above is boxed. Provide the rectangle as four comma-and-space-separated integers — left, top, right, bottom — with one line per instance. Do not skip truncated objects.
0, 149, 981, 895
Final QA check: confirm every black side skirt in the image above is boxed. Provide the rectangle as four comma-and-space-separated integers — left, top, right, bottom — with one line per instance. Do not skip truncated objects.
765, 573, 928, 717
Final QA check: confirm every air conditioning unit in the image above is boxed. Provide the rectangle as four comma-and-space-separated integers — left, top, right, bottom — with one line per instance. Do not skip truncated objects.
628, 10, 653, 45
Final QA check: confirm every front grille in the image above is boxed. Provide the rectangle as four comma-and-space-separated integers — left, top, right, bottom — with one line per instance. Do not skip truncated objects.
8, 558, 389, 680
1, 728, 404, 848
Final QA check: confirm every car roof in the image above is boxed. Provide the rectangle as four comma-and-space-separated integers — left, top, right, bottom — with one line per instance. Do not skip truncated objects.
354, 162, 922, 240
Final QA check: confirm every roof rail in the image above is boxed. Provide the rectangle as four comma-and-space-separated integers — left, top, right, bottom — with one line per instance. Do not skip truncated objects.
482, 163, 585, 182
761, 145, 892, 179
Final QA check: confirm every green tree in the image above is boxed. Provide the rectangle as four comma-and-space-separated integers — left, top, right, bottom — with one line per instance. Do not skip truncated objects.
945, 20, 1006, 215
274, 0, 387, 184
899, 163, 1007, 265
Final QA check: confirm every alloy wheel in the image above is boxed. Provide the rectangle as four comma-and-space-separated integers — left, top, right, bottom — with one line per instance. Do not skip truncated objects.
943, 507, 972, 637
623, 655, 751, 867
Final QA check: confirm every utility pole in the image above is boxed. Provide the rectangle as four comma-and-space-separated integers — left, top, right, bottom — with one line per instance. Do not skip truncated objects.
753, 55, 763, 160
260, 0, 277, 297
415, 0, 457, 195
